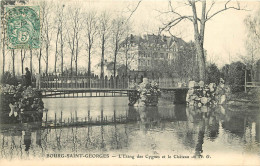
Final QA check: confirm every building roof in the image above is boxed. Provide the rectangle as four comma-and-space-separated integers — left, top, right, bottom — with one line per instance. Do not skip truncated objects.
120, 34, 188, 49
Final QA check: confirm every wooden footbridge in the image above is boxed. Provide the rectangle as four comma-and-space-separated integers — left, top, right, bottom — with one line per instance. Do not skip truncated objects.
37, 75, 189, 104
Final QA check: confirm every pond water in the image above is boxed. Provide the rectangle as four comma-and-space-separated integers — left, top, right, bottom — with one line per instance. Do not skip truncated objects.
0, 97, 259, 161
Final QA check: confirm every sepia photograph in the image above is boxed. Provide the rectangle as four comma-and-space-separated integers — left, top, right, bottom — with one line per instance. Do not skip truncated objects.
0, 0, 259, 165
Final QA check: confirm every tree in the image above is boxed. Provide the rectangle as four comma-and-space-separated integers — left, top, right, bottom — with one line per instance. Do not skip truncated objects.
41, 1, 53, 74
55, 4, 66, 75
222, 61, 245, 92
160, 0, 246, 80
205, 63, 220, 84
111, 17, 128, 77
244, 7, 260, 81
67, 6, 83, 76
84, 10, 98, 76
97, 11, 111, 78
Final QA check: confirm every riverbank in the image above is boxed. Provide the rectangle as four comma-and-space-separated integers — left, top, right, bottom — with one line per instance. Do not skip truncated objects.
227, 89, 260, 108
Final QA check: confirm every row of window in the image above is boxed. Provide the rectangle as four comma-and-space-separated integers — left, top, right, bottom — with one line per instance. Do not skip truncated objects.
139, 51, 171, 59
138, 59, 151, 66
138, 59, 174, 66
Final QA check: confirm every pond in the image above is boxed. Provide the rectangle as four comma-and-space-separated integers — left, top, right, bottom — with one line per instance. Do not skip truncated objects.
0, 97, 259, 161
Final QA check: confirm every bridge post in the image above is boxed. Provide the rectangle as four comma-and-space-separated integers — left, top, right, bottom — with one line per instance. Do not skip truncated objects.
173, 89, 189, 104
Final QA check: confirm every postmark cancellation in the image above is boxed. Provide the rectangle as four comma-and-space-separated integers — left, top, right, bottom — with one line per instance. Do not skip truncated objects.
5, 6, 40, 49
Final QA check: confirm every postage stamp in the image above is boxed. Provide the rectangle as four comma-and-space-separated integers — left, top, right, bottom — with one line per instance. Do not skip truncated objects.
5, 6, 40, 49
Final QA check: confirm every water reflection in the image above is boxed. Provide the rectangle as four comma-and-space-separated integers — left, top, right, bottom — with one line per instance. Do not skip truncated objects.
0, 97, 259, 159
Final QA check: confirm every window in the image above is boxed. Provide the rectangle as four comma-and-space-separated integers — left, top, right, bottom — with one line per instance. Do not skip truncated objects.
153, 52, 158, 58
160, 53, 164, 58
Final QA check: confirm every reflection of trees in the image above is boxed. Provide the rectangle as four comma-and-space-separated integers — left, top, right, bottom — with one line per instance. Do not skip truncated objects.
110, 109, 121, 149
221, 109, 246, 138
85, 126, 93, 149
2, 104, 258, 159
54, 128, 62, 151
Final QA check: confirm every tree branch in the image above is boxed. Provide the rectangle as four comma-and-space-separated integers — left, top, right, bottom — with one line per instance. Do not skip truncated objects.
206, 0, 248, 22
126, 0, 142, 22
206, 0, 215, 19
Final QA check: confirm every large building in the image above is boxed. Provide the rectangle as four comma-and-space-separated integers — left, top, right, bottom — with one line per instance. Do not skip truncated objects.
119, 34, 195, 74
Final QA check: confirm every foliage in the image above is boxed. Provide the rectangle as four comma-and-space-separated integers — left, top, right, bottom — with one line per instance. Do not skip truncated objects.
243, 7, 260, 81
0, 84, 45, 124
129, 80, 160, 106
1, 71, 18, 86
221, 61, 245, 92
186, 80, 231, 107
206, 63, 220, 85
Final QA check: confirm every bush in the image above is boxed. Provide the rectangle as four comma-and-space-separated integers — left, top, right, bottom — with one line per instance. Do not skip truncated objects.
206, 63, 220, 85
221, 61, 245, 92
1, 71, 18, 86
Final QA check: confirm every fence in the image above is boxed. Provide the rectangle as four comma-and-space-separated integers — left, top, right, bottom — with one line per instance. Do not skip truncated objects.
40, 75, 128, 89
38, 75, 185, 89
245, 81, 260, 92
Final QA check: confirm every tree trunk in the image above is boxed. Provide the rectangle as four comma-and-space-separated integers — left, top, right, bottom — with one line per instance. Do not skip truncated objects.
190, 1, 206, 81
70, 51, 73, 76
101, 34, 105, 78
12, 50, 15, 76
30, 49, 32, 74
2, 30, 5, 75
39, 48, 42, 74
21, 50, 24, 74
125, 43, 129, 76
75, 39, 79, 76
113, 41, 118, 77
55, 28, 59, 75
61, 27, 64, 76
45, 46, 49, 74
88, 47, 91, 76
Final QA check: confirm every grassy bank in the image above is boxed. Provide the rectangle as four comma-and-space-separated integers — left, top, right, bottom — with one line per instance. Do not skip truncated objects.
227, 88, 260, 107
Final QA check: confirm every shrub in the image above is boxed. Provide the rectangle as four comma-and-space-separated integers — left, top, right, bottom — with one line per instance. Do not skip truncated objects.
206, 63, 220, 85
221, 61, 245, 92
1, 71, 18, 86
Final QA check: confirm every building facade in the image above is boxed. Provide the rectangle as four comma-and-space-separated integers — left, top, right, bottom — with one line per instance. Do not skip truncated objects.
119, 34, 195, 74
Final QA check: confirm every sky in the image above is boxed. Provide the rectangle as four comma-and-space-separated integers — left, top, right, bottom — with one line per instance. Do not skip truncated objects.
126, 0, 260, 67
1, 0, 260, 74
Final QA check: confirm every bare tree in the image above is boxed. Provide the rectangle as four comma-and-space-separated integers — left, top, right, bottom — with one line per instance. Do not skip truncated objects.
244, 9, 260, 81
111, 17, 128, 77
41, 1, 53, 75
97, 11, 111, 77
54, 4, 66, 75
84, 10, 98, 76
119, 31, 136, 76
160, 0, 246, 80
67, 6, 83, 76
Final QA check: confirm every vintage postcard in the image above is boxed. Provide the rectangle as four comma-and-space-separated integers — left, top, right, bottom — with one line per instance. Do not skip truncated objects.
0, 0, 259, 165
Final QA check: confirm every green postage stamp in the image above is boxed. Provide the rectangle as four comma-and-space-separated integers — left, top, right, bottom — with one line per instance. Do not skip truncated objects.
5, 6, 40, 49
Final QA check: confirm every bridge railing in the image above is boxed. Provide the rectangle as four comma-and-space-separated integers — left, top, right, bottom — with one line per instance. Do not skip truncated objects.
40, 75, 129, 89
39, 75, 184, 89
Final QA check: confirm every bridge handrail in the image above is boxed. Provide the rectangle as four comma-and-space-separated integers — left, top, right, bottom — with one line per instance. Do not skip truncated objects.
38, 75, 185, 89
